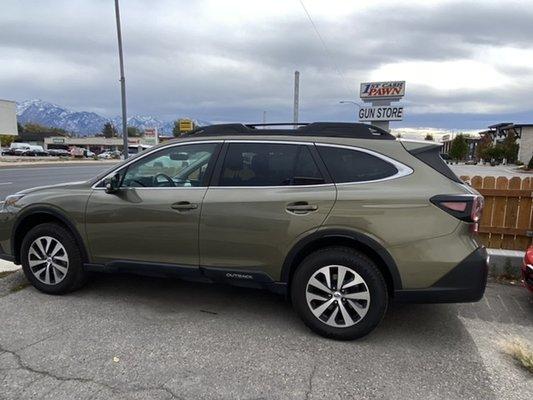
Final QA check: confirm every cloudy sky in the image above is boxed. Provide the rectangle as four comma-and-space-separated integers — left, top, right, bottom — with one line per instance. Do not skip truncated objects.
2, 0, 533, 130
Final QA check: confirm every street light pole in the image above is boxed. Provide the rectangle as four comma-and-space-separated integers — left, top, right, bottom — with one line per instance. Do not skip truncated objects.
293, 71, 300, 128
114, 0, 128, 159
339, 100, 362, 122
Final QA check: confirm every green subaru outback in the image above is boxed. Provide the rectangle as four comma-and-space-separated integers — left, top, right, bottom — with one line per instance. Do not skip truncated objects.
0, 123, 488, 340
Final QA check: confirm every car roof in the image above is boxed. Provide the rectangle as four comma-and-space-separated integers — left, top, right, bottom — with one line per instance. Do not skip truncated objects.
183, 122, 396, 140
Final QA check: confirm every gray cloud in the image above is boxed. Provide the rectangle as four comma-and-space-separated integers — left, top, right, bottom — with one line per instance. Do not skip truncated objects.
1, 0, 532, 129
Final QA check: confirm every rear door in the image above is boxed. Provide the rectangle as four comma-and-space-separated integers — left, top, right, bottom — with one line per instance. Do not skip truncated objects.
199, 141, 336, 280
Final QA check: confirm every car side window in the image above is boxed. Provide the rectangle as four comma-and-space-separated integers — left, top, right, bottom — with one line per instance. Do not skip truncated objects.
317, 145, 398, 183
219, 143, 324, 187
121, 143, 218, 188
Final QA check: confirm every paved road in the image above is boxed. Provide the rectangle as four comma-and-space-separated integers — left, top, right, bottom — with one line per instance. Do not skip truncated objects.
450, 164, 530, 178
0, 164, 112, 200
0, 271, 531, 400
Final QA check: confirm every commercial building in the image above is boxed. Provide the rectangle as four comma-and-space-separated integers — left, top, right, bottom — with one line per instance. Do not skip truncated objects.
479, 123, 533, 164
44, 136, 123, 153
43, 132, 172, 154
0, 99, 18, 136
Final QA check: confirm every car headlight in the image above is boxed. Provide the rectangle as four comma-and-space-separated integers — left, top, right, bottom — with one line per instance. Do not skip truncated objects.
3, 194, 25, 209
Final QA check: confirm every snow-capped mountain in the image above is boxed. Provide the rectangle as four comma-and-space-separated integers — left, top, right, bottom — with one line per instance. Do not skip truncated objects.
17, 99, 109, 135
16, 99, 208, 135
110, 115, 168, 134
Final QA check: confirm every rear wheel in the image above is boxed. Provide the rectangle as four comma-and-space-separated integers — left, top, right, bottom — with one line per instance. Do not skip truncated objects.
291, 246, 388, 340
21, 223, 88, 294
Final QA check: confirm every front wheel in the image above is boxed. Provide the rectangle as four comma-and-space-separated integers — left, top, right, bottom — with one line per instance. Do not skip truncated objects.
21, 223, 88, 294
291, 247, 388, 340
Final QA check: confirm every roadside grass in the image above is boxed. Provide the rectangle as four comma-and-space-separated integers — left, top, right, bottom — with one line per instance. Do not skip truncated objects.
500, 338, 533, 374
0, 271, 16, 279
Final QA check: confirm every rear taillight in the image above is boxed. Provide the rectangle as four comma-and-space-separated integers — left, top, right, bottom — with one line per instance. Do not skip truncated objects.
430, 195, 484, 226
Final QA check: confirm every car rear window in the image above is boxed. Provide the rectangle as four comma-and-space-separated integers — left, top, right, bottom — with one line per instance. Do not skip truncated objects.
317, 145, 398, 183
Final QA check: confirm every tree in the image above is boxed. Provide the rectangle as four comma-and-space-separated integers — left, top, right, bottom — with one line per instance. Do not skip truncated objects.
449, 134, 468, 162
23, 123, 67, 135
485, 144, 505, 162
476, 133, 493, 161
102, 122, 117, 138
0, 135, 16, 147
528, 155, 533, 170
424, 133, 434, 141
172, 120, 180, 137
17, 122, 25, 134
127, 126, 141, 137
501, 130, 519, 164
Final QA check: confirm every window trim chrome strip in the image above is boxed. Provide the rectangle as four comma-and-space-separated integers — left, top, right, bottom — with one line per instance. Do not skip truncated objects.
91, 139, 413, 190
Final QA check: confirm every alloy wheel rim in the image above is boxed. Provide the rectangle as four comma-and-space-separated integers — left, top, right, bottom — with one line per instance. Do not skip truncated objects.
28, 236, 69, 285
305, 265, 370, 328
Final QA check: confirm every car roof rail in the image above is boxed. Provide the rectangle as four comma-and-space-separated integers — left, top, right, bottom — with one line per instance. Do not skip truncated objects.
183, 122, 395, 140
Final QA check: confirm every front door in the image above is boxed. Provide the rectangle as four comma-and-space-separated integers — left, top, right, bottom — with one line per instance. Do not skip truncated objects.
85, 142, 221, 266
199, 141, 336, 280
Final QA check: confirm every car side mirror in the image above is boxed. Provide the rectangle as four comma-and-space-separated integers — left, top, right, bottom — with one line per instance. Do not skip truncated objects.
104, 173, 121, 194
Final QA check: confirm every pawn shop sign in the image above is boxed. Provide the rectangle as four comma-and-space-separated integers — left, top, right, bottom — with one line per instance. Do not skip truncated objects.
360, 81, 405, 100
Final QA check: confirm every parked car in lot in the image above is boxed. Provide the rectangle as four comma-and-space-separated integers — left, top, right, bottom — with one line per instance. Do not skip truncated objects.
13, 147, 31, 156
97, 150, 121, 159
25, 145, 48, 157
48, 149, 71, 157
4, 142, 31, 156
522, 246, 533, 293
0, 122, 488, 339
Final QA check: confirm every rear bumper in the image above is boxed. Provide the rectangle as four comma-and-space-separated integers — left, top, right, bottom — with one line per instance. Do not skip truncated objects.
394, 247, 489, 303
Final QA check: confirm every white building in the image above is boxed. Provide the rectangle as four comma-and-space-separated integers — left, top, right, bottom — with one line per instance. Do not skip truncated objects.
480, 123, 533, 164
0, 99, 18, 136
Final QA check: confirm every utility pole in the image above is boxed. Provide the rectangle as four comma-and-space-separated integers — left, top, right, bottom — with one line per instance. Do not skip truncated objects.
293, 70, 300, 128
114, 0, 128, 158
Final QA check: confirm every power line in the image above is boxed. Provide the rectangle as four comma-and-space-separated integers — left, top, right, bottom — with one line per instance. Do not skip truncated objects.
297, 0, 352, 96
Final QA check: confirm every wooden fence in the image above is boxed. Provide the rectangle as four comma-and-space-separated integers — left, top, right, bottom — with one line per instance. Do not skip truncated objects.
460, 175, 532, 250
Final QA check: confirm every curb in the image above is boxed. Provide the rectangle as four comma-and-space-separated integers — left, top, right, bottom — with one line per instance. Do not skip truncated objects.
487, 249, 524, 279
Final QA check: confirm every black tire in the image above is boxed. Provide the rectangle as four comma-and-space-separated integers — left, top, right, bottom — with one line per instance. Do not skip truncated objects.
21, 223, 88, 294
291, 246, 388, 340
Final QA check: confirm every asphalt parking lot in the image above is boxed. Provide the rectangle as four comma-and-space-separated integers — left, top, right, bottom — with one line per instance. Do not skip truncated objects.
0, 270, 531, 400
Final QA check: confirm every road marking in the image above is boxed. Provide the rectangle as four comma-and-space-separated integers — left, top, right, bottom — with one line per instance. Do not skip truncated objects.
0, 182, 12, 185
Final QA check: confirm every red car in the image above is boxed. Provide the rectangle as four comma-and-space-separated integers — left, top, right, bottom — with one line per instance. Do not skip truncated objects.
522, 246, 533, 293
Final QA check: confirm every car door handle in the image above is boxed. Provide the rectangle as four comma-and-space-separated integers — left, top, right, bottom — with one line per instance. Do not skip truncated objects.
171, 201, 198, 211
286, 202, 318, 214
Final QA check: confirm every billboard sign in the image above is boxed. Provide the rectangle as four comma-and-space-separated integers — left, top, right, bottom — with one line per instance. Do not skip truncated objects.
179, 119, 194, 133
360, 81, 405, 100
358, 106, 404, 122
142, 128, 159, 146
